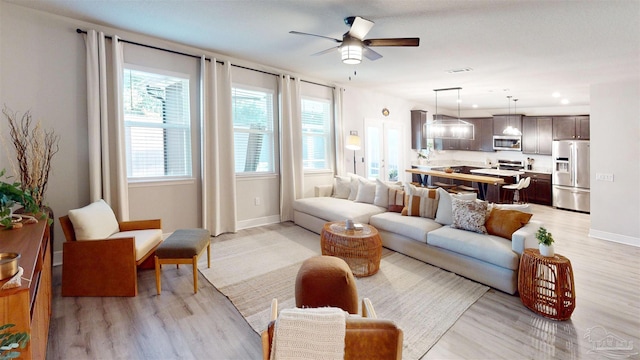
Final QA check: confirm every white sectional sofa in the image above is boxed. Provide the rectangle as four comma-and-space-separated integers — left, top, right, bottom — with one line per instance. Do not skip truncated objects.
293, 177, 541, 295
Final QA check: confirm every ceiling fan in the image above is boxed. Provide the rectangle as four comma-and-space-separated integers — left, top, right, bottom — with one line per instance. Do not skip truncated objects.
290, 16, 420, 64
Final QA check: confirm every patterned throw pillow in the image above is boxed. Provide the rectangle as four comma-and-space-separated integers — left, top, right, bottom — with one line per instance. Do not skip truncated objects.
388, 187, 405, 213
485, 208, 533, 239
451, 198, 488, 234
403, 186, 439, 219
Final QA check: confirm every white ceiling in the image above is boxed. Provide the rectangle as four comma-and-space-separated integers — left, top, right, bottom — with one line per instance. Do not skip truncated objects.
8, 0, 640, 112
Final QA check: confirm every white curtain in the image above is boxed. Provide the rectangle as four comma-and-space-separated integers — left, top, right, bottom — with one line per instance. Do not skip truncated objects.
333, 87, 346, 176
84, 30, 129, 219
202, 57, 236, 235
279, 75, 303, 222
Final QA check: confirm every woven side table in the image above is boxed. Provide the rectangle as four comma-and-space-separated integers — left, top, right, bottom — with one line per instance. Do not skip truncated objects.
518, 248, 576, 320
320, 221, 382, 277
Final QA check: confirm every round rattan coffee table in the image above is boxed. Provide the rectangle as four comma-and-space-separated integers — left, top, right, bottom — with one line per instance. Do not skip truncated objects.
320, 221, 382, 277
518, 248, 576, 320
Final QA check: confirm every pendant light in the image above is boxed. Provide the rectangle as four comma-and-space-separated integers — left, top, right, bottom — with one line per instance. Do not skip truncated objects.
428, 87, 474, 140
503, 96, 522, 136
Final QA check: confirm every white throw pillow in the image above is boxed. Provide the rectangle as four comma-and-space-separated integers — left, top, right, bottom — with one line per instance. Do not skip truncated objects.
333, 175, 351, 199
354, 178, 377, 204
67, 199, 120, 240
434, 188, 477, 225
347, 173, 362, 200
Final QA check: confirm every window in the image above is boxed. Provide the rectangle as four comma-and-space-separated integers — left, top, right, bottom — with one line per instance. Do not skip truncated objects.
232, 87, 275, 174
123, 68, 192, 180
301, 97, 332, 171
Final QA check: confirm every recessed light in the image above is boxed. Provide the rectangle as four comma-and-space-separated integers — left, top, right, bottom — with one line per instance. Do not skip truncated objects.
552, 92, 561, 98
472, 104, 478, 108
561, 99, 570, 105
446, 67, 473, 74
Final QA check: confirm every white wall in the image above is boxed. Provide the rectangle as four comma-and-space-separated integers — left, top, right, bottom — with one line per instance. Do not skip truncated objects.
589, 80, 640, 246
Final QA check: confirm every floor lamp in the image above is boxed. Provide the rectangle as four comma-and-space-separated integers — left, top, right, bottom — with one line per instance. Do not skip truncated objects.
345, 131, 361, 174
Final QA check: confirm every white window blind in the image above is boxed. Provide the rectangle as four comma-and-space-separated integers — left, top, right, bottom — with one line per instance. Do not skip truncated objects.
123, 68, 192, 179
232, 87, 275, 173
301, 97, 331, 170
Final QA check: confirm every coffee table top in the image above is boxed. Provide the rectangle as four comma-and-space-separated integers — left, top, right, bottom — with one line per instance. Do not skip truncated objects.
324, 221, 378, 239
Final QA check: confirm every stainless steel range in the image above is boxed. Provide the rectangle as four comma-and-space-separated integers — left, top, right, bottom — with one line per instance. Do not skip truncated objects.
497, 159, 525, 171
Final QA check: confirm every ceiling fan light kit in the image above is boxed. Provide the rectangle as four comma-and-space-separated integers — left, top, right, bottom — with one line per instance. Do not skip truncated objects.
291, 15, 419, 64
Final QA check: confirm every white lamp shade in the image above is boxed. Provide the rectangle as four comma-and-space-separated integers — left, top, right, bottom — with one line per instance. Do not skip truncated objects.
345, 134, 361, 150
341, 43, 362, 65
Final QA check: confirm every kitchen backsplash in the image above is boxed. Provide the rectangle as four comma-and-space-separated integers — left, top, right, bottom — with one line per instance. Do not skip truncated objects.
413, 149, 553, 173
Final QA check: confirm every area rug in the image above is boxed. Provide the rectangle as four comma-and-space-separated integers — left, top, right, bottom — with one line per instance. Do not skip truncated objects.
199, 224, 489, 359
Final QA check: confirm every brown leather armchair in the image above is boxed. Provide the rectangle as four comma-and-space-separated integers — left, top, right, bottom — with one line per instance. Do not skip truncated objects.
59, 215, 162, 297
261, 298, 403, 360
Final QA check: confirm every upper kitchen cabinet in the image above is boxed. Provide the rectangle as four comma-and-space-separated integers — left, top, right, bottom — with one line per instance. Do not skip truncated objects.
522, 116, 552, 155
462, 117, 494, 152
493, 115, 523, 136
411, 110, 428, 149
552, 116, 590, 140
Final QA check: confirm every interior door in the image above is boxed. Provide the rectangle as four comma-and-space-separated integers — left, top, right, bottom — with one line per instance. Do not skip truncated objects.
365, 118, 404, 182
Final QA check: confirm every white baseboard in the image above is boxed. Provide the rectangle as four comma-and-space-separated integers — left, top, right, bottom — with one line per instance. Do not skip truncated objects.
236, 215, 281, 230
53, 250, 63, 267
589, 229, 640, 247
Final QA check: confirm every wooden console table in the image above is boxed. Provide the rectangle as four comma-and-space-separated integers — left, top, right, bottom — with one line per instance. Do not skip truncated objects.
0, 219, 51, 359
406, 168, 505, 200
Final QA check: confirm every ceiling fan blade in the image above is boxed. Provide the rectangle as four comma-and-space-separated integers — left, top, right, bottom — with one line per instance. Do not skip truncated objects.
311, 46, 340, 56
364, 38, 420, 47
348, 16, 374, 40
289, 31, 342, 43
363, 46, 383, 61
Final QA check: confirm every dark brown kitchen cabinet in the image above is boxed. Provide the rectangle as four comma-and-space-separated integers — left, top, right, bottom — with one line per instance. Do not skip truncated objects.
434, 138, 459, 150
522, 116, 552, 155
477, 117, 495, 152
433, 117, 493, 152
493, 114, 522, 135
411, 110, 428, 149
552, 116, 590, 140
523, 172, 552, 205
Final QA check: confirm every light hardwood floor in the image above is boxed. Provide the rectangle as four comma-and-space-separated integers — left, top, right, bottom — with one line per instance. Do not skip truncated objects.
47, 205, 640, 359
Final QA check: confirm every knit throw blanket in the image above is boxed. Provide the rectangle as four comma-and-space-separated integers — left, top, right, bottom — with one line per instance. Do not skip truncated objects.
270, 307, 347, 360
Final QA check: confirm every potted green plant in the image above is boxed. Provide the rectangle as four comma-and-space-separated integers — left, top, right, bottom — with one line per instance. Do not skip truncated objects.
536, 226, 555, 257
0, 169, 38, 229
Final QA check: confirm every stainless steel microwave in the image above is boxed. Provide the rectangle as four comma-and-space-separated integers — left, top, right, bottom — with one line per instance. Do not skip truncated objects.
493, 135, 522, 151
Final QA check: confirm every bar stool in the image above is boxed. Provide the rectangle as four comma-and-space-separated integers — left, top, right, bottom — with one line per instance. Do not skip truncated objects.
520, 177, 531, 203
434, 182, 457, 193
456, 184, 479, 197
501, 178, 525, 204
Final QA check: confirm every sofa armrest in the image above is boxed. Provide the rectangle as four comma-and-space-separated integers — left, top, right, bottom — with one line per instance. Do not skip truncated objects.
314, 184, 334, 197
119, 219, 162, 231
512, 220, 543, 255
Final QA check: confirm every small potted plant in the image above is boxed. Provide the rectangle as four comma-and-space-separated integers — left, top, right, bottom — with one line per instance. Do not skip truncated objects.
536, 226, 555, 257
0, 169, 38, 229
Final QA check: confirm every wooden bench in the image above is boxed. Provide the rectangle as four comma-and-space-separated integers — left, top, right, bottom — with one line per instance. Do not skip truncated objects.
154, 228, 211, 294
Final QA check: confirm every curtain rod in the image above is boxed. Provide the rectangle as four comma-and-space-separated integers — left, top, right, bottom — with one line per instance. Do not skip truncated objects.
76, 28, 335, 89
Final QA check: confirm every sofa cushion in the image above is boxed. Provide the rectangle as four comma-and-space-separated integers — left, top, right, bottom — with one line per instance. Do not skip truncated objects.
333, 176, 351, 199
373, 179, 402, 208
294, 197, 386, 224
485, 208, 533, 239
108, 229, 163, 261
451, 198, 488, 234
434, 188, 477, 225
347, 173, 361, 200
68, 199, 120, 240
370, 212, 442, 243
427, 226, 519, 270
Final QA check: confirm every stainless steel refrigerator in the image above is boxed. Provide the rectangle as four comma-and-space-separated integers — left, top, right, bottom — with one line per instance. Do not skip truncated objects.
552, 140, 590, 212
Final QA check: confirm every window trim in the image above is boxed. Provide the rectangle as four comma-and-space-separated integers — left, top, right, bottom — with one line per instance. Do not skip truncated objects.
301, 95, 334, 173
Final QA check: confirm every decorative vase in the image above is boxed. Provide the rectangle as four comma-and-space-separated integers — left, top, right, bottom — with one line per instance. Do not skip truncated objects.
539, 243, 555, 257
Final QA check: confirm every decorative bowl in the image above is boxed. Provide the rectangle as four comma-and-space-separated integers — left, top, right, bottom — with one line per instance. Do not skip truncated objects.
444, 167, 454, 173
0, 252, 20, 280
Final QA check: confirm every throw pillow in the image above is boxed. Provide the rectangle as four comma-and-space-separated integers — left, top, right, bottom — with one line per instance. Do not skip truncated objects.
347, 173, 361, 201
67, 199, 120, 240
333, 175, 351, 199
485, 208, 533, 239
373, 179, 402, 207
404, 188, 439, 219
451, 198, 488, 234
434, 188, 477, 225
354, 178, 376, 204
388, 187, 405, 213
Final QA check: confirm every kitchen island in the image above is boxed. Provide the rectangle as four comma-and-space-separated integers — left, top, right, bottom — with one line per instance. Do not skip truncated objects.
406, 168, 505, 200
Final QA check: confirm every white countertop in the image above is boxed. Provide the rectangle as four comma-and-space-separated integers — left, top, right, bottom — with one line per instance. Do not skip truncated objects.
470, 168, 524, 177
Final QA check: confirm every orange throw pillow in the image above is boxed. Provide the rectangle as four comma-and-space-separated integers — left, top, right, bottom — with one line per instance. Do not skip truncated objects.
485, 208, 533, 239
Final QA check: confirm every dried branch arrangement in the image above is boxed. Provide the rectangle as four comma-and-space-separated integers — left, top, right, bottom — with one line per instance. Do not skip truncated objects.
2, 106, 60, 208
